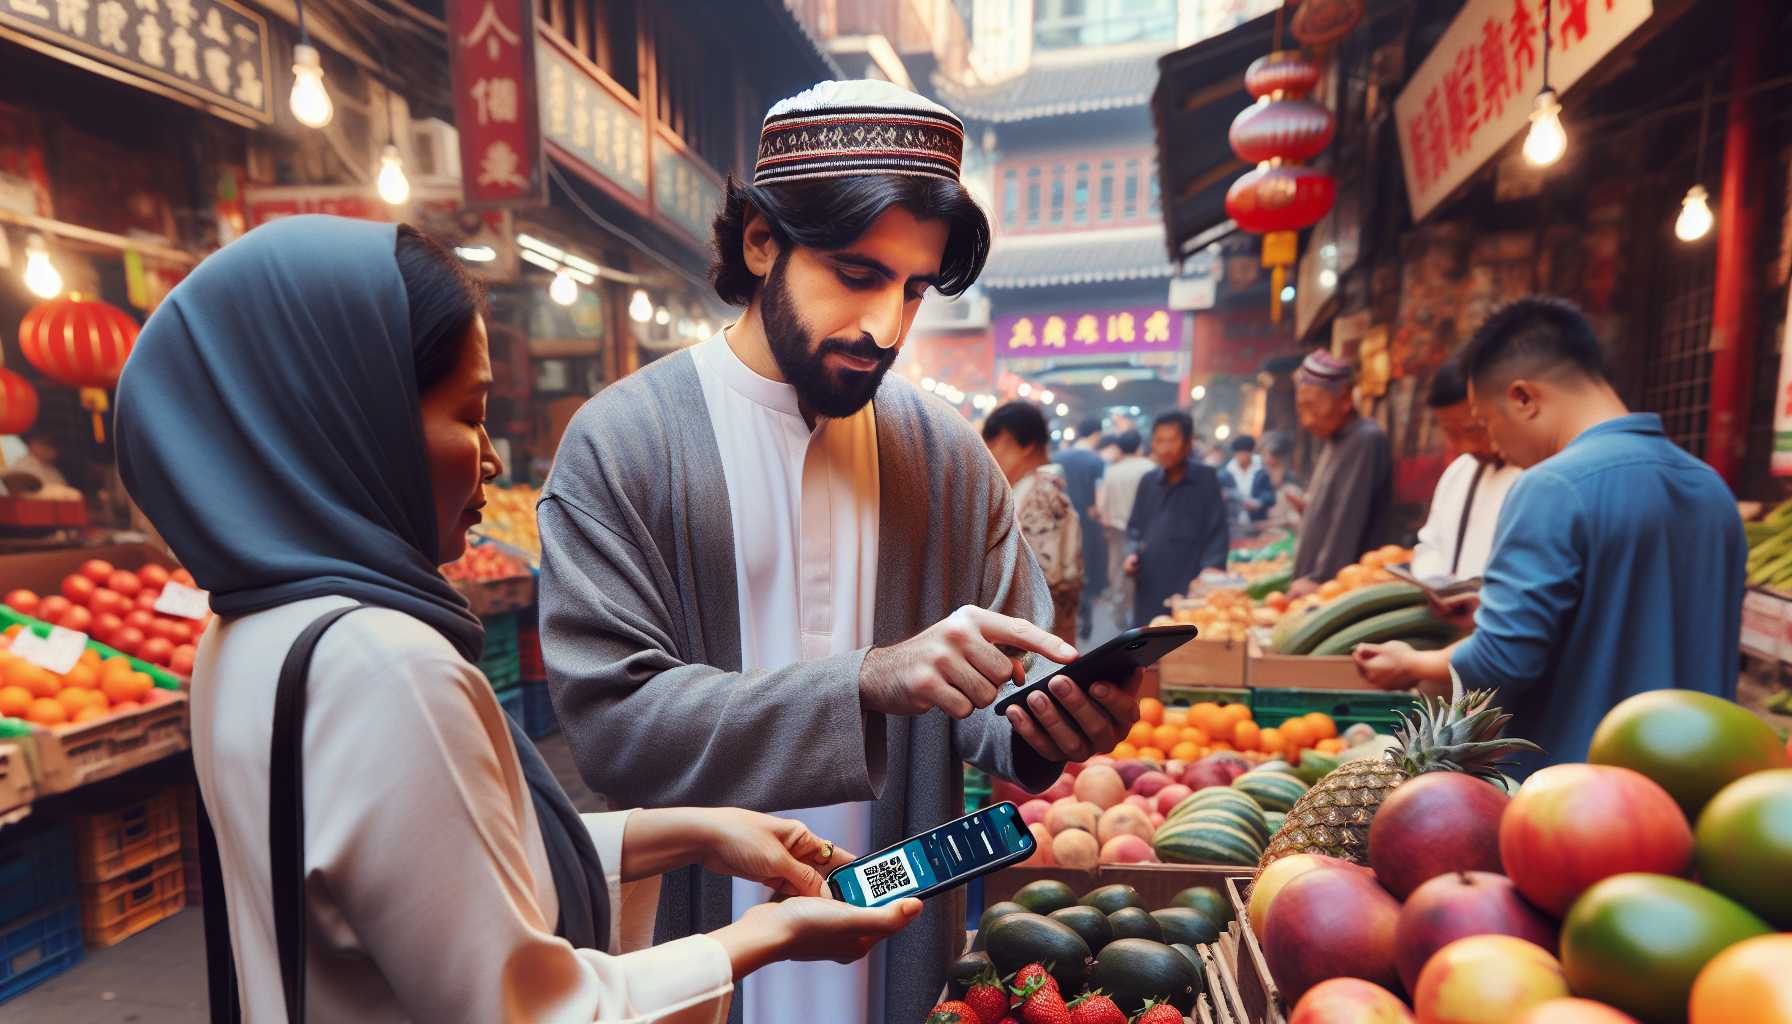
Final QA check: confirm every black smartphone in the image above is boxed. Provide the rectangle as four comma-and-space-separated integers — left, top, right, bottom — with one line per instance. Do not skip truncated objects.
827, 802, 1035, 907
992, 623, 1200, 721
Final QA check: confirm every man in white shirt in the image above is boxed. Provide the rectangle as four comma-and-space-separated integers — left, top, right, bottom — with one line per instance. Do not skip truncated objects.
1411, 359, 1522, 580
1095, 429, 1153, 624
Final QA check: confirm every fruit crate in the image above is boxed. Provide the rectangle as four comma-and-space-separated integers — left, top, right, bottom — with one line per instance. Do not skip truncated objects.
0, 743, 34, 820
1198, 939, 1254, 1024
519, 679, 557, 739
0, 902, 83, 1004
1224, 875, 1288, 1024
1096, 863, 1247, 910
980, 865, 1098, 908
79, 850, 186, 949
74, 787, 183, 884
0, 822, 76, 925
0, 606, 185, 690
22, 693, 189, 795
497, 686, 525, 729
480, 613, 521, 693
1248, 689, 1422, 732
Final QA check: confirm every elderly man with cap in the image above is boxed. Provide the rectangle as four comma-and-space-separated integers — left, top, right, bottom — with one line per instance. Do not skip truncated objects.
1289, 350, 1392, 593
537, 80, 1143, 1023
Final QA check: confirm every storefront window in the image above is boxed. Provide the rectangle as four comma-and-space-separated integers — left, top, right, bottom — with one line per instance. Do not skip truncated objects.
1073, 162, 1090, 224
1124, 159, 1140, 218
1050, 165, 1065, 225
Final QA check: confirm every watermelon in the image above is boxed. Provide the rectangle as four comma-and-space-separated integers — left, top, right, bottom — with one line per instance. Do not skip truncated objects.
1233, 771, 1309, 813
1155, 816, 1265, 865
1266, 811, 1287, 835
1168, 786, 1261, 824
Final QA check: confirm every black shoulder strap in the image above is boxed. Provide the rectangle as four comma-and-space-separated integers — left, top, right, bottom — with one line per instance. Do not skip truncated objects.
1450, 462, 1488, 577
269, 604, 368, 1024
199, 796, 240, 1023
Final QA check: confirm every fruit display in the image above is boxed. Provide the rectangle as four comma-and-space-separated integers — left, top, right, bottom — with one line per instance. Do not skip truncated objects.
1743, 499, 1792, 590
0, 635, 175, 729
1156, 545, 1423, 646
945, 879, 1230, 1022
470, 483, 543, 563
1268, 581, 1458, 656
441, 541, 531, 584
1231, 688, 1792, 1024
1586, 689, 1789, 817
3, 558, 206, 674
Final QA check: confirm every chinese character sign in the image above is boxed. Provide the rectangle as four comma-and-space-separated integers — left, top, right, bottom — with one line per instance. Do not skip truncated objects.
652, 136, 722, 243
1394, 0, 1651, 220
0, 0, 269, 122
450, 0, 542, 207
995, 307, 1184, 360
536, 44, 646, 200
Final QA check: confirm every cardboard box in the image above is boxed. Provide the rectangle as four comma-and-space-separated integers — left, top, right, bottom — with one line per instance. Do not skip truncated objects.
1247, 638, 1378, 690
1160, 638, 1250, 687
0, 542, 176, 597
26, 695, 189, 796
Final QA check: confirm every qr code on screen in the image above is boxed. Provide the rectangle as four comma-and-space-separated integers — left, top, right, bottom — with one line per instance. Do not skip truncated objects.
864, 853, 913, 900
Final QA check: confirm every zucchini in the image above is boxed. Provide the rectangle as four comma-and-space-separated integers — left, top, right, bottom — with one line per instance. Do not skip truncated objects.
1247, 572, 1294, 601
1273, 582, 1426, 655
1309, 605, 1461, 656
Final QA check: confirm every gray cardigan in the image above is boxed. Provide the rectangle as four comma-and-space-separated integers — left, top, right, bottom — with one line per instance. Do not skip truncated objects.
537, 349, 1059, 1023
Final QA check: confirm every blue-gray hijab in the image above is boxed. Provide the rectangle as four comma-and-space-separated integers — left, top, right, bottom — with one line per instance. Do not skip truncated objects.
115, 214, 607, 949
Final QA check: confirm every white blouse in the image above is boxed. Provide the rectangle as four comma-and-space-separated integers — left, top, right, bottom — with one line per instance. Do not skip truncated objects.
191, 594, 733, 1022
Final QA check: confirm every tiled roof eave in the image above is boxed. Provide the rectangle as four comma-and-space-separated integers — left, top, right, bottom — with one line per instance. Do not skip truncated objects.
982, 264, 1176, 289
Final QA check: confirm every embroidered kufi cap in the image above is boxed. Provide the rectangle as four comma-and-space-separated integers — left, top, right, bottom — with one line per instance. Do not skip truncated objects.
1295, 348, 1355, 390
754, 79, 966, 187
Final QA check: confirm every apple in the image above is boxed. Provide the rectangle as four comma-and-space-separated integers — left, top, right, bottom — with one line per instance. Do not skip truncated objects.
1412, 934, 1568, 1024
1265, 866, 1403, 1000
1130, 770, 1175, 798
1019, 799, 1052, 826
1124, 794, 1153, 813
1041, 775, 1076, 804
1500, 764, 1693, 916
1113, 760, 1154, 789
1100, 834, 1156, 864
1371, 774, 1510, 900
1155, 784, 1194, 817
79, 559, 115, 583
1184, 752, 1251, 790
1395, 871, 1558, 993
1022, 823, 1055, 866
1252, 854, 1368, 944
1509, 1000, 1639, 1024
1289, 978, 1415, 1024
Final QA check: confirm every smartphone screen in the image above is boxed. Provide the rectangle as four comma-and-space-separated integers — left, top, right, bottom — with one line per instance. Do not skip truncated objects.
991, 624, 1199, 721
828, 802, 1034, 907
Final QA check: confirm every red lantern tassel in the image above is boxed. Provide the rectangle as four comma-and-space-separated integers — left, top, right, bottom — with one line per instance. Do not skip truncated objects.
80, 388, 109, 444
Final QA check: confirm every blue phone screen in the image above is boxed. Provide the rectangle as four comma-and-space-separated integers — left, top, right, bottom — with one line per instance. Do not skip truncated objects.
832, 804, 1030, 907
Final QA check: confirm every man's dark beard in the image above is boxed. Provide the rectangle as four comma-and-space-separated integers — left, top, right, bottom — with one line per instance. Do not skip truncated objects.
761, 254, 894, 419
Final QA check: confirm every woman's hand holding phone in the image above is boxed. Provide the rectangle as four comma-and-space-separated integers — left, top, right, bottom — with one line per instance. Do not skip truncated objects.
623, 808, 856, 896
714, 898, 922, 979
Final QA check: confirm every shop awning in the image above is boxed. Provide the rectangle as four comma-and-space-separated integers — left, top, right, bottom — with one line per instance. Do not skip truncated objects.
1151, 10, 1279, 264
980, 226, 1178, 290
934, 43, 1168, 123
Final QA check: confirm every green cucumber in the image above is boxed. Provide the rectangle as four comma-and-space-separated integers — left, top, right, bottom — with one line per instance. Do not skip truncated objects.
1274, 583, 1427, 655
1308, 604, 1460, 656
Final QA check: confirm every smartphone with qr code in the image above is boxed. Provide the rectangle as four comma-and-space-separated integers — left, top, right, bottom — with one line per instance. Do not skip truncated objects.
826, 802, 1035, 907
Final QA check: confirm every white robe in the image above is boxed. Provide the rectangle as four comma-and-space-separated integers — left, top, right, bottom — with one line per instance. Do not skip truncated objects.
689, 332, 882, 1022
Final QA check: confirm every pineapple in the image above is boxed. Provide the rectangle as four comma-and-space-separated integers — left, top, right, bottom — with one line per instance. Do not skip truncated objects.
1255, 690, 1540, 873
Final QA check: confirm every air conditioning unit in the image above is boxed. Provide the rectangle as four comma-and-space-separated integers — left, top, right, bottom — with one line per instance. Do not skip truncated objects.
410, 118, 461, 182
916, 290, 990, 329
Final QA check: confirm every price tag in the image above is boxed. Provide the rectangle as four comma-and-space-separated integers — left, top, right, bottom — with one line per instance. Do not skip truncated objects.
12, 626, 88, 675
154, 581, 211, 621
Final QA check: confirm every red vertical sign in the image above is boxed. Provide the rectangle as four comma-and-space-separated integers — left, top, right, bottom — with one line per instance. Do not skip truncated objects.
449, 0, 543, 208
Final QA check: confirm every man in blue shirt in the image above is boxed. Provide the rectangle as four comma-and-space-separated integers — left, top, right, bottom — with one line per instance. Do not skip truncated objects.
1054, 417, 1107, 639
1123, 411, 1231, 627
1355, 298, 1745, 777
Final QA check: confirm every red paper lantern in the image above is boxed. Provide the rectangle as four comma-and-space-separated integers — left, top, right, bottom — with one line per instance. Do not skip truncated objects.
18, 294, 139, 443
1230, 98, 1336, 164
0, 369, 38, 436
1292, 0, 1365, 50
1225, 164, 1337, 235
1245, 51, 1322, 100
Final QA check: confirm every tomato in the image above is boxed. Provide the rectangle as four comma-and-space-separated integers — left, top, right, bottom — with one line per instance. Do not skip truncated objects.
1588, 690, 1789, 818
91, 612, 124, 646
139, 637, 173, 666
1560, 874, 1770, 1024
79, 559, 115, 584
3, 590, 37, 615
1694, 769, 1792, 929
60, 606, 92, 633
1499, 764, 1693, 916
137, 564, 170, 591
106, 571, 142, 598
60, 574, 95, 605
110, 627, 144, 656
38, 596, 71, 621
1689, 934, 1792, 1024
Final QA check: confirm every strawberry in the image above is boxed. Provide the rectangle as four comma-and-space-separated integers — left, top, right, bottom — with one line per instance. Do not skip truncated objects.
1012, 963, 1059, 997
1067, 990, 1127, 1024
1015, 975, 1070, 1024
927, 1000, 982, 1024
965, 969, 1013, 1024
1132, 998, 1184, 1024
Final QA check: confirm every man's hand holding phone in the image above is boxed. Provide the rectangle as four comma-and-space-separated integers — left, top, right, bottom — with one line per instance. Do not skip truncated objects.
859, 606, 1075, 719
1004, 671, 1143, 762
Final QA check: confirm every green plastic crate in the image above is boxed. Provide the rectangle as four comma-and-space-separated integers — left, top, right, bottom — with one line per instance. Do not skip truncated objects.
1158, 685, 1251, 712
0, 607, 181, 690
1249, 688, 1423, 732
479, 613, 521, 693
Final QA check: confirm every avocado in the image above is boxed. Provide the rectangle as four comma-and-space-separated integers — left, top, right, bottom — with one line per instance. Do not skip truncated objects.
1153, 907, 1221, 946
1106, 906, 1164, 943
1048, 905, 1115, 954
985, 913, 1091, 994
1171, 885, 1234, 929
1014, 879, 1079, 915
1081, 883, 1146, 915
947, 952, 994, 999
1088, 938, 1201, 1014
974, 901, 1030, 948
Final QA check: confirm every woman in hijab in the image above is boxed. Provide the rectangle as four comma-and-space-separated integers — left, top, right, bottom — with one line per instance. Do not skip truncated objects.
115, 216, 917, 1022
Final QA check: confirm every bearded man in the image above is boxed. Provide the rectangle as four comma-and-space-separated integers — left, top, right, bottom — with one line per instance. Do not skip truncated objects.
538, 80, 1142, 1023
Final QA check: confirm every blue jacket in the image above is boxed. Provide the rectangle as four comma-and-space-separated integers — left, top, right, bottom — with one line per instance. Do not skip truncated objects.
1451, 414, 1745, 778
1127, 460, 1231, 626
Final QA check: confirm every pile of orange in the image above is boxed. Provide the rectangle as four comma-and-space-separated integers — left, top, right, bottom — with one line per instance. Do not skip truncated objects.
1113, 697, 1346, 764
0, 627, 163, 729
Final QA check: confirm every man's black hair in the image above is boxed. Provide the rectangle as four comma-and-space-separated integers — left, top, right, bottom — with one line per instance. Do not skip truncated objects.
982, 401, 1051, 451
1097, 434, 1119, 449
1116, 429, 1142, 455
1077, 417, 1103, 437
1153, 410, 1194, 442
1230, 434, 1256, 453
1461, 297, 1609, 391
1427, 358, 1470, 409
710, 175, 991, 306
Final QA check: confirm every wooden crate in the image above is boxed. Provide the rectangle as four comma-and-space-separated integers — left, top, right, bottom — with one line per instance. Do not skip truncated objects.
979, 865, 1098, 908
0, 743, 35, 823
26, 695, 189, 796
1225, 875, 1288, 1024
1246, 639, 1378, 690
1200, 940, 1255, 1024
1097, 863, 1251, 910
1160, 638, 1250, 688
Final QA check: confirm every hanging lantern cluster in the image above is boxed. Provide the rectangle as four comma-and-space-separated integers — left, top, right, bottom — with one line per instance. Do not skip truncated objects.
1225, 48, 1337, 324
0, 369, 38, 440
17, 294, 139, 443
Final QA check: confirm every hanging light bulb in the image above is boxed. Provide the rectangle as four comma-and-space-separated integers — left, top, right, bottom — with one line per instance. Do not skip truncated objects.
1215, 424, 1232, 441
377, 144, 410, 205
1674, 185, 1713, 242
1191, 384, 1207, 401
1039, 389, 1055, 404
549, 269, 578, 306
22, 235, 62, 299
1101, 375, 1118, 391
1055, 402, 1069, 417
1524, 88, 1566, 166
628, 289, 654, 323
290, 43, 334, 129
653, 306, 671, 326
